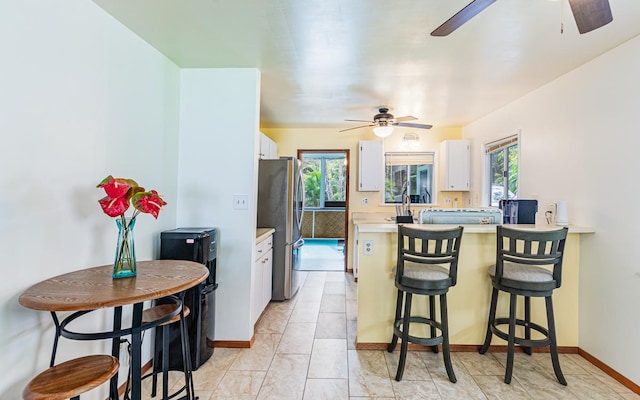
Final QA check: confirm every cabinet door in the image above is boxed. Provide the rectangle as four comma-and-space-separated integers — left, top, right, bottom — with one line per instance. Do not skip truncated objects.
261, 248, 273, 310
259, 133, 278, 159
358, 140, 383, 191
251, 256, 262, 325
440, 140, 470, 191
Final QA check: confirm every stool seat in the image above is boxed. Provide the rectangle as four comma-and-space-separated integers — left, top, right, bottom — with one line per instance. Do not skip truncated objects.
23, 355, 119, 400
387, 225, 464, 383
142, 303, 191, 326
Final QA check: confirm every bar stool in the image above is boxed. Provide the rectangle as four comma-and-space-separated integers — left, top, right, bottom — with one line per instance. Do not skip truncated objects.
387, 225, 464, 382
127, 295, 196, 400
479, 226, 569, 385
23, 354, 119, 399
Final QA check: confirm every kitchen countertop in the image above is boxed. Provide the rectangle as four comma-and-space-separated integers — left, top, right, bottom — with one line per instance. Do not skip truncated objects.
256, 227, 275, 242
352, 212, 594, 234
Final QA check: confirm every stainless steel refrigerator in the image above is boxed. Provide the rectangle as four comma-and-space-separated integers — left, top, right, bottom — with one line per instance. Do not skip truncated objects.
257, 157, 305, 300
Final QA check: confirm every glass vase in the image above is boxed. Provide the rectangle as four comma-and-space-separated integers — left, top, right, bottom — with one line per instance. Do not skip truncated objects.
113, 217, 137, 278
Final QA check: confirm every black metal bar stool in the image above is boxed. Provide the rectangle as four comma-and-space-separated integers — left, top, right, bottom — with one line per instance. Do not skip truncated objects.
23, 354, 119, 399
125, 294, 196, 400
387, 225, 464, 382
479, 225, 569, 385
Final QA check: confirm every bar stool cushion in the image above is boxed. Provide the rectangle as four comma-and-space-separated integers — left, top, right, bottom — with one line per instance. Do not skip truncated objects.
395, 262, 449, 281
488, 263, 553, 283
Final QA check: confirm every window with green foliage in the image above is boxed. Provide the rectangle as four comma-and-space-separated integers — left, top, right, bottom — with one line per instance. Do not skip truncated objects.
300, 152, 346, 208
384, 152, 434, 205
485, 135, 518, 207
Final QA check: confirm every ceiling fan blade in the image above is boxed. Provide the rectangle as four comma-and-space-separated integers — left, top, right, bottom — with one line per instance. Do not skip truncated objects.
568, 0, 612, 34
430, 0, 497, 37
394, 115, 418, 122
394, 122, 433, 129
339, 124, 375, 133
344, 119, 374, 123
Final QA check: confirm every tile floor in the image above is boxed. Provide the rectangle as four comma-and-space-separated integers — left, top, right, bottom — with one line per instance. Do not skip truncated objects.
151, 271, 639, 399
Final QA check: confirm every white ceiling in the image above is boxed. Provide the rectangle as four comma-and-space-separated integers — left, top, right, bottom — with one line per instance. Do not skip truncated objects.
93, 0, 640, 131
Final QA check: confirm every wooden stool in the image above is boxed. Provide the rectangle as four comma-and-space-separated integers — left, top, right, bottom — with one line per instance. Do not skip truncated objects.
23, 354, 119, 400
387, 225, 464, 382
479, 226, 569, 385
141, 302, 195, 399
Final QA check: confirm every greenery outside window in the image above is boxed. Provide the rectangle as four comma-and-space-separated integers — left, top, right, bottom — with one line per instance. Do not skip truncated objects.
301, 153, 346, 208
485, 135, 518, 207
384, 152, 435, 205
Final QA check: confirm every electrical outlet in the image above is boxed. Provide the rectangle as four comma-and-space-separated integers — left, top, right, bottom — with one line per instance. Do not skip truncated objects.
233, 194, 248, 210
363, 240, 374, 255
361, 197, 368, 205
444, 197, 452, 204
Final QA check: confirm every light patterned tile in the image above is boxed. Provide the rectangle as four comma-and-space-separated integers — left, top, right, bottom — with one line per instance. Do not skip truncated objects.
308, 339, 349, 379
423, 352, 488, 400
324, 281, 346, 294
315, 312, 347, 339
384, 350, 432, 381
346, 319, 357, 350
391, 379, 442, 400
564, 374, 628, 400
277, 322, 317, 354
290, 301, 321, 323
320, 294, 346, 313
303, 378, 349, 399
297, 286, 324, 302
346, 299, 357, 321
565, 354, 636, 394
229, 333, 280, 371
192, 347, 242, 391
255, 307, 291, 334
348, 350, 395, 397
212, 370, 266, 399
473, 374, 533, 399
257, 354, 310, 400
458, 352, 508, 376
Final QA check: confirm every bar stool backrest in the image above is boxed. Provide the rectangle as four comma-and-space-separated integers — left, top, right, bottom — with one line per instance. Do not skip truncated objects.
396, 225, 464, 287
495, 226, 568, 289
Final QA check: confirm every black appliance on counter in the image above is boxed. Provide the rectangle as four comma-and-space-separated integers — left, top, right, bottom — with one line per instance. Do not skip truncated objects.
499, 200, 538, 224
158, 227, 218, 371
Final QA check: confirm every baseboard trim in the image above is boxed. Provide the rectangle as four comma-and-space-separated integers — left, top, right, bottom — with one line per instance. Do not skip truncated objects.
208, 336, 255, 349
578, 348, 640, 395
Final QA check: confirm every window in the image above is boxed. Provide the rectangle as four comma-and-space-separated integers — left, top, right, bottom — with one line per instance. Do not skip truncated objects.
300, 152, 347, 208
485, 135, 518, 207
384, 152, 435, 204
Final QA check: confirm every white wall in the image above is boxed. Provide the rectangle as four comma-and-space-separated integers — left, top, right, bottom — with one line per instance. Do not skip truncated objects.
177, 69, 261, 341
0, 1, 181, 398
464, 35, 640, 385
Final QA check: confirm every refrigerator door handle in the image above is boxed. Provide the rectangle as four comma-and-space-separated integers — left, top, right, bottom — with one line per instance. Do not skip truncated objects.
292, 238, 304, 249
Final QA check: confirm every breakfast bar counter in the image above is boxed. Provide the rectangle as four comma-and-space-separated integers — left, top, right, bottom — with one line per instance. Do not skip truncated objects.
353, 213, 594, 349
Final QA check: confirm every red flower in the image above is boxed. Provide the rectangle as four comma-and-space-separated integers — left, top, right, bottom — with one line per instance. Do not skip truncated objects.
97, 175, 167, 219
97, 175, 137, 199
132, 190, 168, 219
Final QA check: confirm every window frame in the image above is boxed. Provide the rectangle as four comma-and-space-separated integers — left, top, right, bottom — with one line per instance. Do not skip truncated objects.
483, 133, 520, 207
383, 151, 436, 206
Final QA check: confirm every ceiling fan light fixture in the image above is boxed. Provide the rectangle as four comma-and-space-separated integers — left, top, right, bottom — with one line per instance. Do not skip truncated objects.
373, 125, 394, 137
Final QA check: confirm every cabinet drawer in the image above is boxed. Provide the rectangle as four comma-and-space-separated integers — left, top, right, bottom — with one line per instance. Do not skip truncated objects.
255, 234, 273, 260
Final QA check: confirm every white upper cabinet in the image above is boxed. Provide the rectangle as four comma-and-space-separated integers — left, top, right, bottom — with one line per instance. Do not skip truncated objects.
358, 140, 383, 191
259, 133, 278, 159
440, 140, 470, 191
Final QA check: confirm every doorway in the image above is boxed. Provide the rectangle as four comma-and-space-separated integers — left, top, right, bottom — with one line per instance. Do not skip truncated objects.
297, 149, 349, 272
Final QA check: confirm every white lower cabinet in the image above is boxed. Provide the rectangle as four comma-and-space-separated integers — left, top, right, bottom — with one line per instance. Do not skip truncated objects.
252, 233, 273, 325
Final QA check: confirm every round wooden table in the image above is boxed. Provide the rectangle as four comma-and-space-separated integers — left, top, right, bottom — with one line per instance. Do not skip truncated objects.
19, 260, 209, 400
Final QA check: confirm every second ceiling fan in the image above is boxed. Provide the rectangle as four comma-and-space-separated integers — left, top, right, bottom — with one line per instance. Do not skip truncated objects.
431, 0, 613, 36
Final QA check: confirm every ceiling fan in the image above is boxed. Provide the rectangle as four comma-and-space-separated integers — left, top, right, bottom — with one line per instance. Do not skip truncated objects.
430, 0, 613, 36
340, 107, 433, 137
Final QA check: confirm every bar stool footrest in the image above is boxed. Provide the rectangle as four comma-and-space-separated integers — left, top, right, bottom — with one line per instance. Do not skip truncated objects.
490, 317, 551, 348
393, 316, 444, 347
